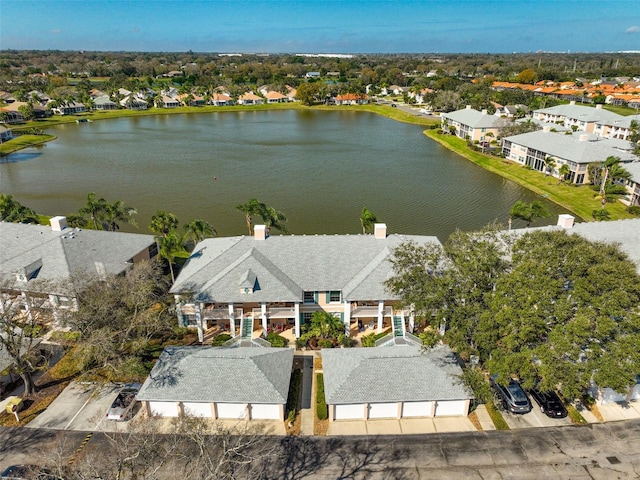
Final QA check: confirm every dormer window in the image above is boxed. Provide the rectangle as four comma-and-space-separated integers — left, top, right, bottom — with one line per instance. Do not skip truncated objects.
238, 269, 257, 294
14, 258, 42, 282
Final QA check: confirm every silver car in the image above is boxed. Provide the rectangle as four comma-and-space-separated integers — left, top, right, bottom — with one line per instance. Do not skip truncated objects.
106, 383, 142, 421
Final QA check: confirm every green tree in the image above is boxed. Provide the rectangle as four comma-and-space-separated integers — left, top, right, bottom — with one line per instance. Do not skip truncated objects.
236, 198, 267, 235
0, 194, 39, 224
509, 200, 550, 227
360, 207, 378, 234
157, 231, 189, 283
295, 81, 320, 106
515, 68, 536, 84
262, 206, 288, 234
184, 218, 216, 244
594, 156, 632, 207
629, 119, 640, 155
558, 164, 570, 183
18, 103, 35, 121
543, 156, 556, 177
149, 211, 179, 237
78, 192, 108, 230
102, 200, 137, 231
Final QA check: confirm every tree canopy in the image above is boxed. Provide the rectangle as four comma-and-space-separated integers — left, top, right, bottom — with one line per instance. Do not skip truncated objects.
386, 226, 640, 400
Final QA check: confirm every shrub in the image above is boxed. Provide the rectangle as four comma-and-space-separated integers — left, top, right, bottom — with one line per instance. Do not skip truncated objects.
337, 333, 355, 348
460, 367, 492, 404
316, 373, 328, 420
285, 368, 302, 422
266, 332, 288, 347
317, 339, 334, 349
211, 333, 232, 346
627, 205, 640, 216
485, 401, 510, 430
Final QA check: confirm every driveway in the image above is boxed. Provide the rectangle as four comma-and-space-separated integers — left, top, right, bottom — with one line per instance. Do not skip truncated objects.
501, 402, 573, 429
327, 416, 476, 436
27, 382, 139, 432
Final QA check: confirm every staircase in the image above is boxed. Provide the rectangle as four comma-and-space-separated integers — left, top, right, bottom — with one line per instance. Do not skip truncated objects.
392, 316, 405, 337
240, 318, 253, 339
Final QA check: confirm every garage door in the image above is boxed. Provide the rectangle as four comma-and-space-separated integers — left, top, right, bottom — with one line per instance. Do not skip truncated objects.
334, 403, 365, 420
402, 401, 433, 417
250, 403, 281, 420
216, 402, 247, 419
149, 401, 179, 417
183, 402, 213, 417
434, 400, 467, 417
368, 402, 398, 419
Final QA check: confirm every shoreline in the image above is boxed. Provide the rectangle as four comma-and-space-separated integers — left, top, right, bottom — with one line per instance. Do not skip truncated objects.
2, 104, 630, 222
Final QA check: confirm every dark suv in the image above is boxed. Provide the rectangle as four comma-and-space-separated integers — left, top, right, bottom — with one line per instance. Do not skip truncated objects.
490, 375, 532, 414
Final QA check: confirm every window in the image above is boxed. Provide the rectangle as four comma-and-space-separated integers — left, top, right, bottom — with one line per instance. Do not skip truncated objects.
303, 312, 314, 323
329, 291, 341, 303
303, 291, 315, 303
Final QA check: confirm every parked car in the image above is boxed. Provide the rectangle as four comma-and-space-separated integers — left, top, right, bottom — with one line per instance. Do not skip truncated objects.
529, 389, 568, 418
0, 464, 60, 479
490, 375, 532, 414
106, 383, 141, 421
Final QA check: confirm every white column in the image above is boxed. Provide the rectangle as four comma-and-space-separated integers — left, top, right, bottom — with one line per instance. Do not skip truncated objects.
228, 304, 236, 337
343, 301, 351, 336
195, 303, 203, 343
294, 303, 300, 338
261, 303, 268, 337
409, 304, 415, 333
377, 301, 384, 333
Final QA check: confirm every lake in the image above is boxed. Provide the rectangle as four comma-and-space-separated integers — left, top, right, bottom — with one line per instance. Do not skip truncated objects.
0, 110, 568, 240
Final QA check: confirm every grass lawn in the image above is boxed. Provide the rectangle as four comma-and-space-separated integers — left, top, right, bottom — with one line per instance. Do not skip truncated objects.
425, 130, 634, 222
0, 134, 57, 156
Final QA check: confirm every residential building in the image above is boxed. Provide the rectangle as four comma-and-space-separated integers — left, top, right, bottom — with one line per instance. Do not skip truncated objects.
0, 216, 158, 323
92, 95, 118, 111
0, 125, 12, 142
136, 346, 293, 420
334, 93, 369, 105
170, 224, 440, 342
209, 92, 233, 106
533, 101, 627, 134
321, 345, 473, 421
502, 127, 638, 184
623, 163, 640, 206
237, 92, 264, 105
440, 106, 503, 142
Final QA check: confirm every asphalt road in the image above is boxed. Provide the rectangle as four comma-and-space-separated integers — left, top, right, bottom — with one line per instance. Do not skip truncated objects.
2, 420, 640, 479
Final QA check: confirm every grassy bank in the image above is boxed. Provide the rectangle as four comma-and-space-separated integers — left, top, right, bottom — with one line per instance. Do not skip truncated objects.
425, 130, 633, 222
0, 134, 57, 156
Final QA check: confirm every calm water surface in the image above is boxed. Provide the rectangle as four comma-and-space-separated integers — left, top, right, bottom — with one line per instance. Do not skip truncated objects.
0, 110, 568, 240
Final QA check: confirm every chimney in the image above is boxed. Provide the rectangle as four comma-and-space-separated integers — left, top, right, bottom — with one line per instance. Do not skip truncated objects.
595, 104, 602, 109
374, 223, 387, 239
557, 214, 575, 229
50, 216, 67, 232
578, 134, 589, 142
254, 224, 267, 241
465, 105, 472, 110
569, 100, 576, 105
481, 109, 487, 115
543, 125, 551, 133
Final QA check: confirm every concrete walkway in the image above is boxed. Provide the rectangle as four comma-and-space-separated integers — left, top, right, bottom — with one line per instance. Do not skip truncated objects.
298, 353, 315, 435
327, 416, 477, 436
473, 404, 496, 431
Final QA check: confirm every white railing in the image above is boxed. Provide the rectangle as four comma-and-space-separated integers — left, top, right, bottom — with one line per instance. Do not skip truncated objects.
374, 333, 394, 347
404, 332, 423, 346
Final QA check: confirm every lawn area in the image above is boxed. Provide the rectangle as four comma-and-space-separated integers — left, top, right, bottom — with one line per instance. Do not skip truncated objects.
425, 130, 634, 222
0, 134, 57, 156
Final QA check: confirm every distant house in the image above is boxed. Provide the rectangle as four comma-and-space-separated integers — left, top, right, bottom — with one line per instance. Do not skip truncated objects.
120, 96, 148, 110
305, 72, 321, 79
532, 101, 623, 135
0, 216, 158, 324
93, 95, 118, 111
237, 92, 264, 105
264, 91, 287, 103
0, 125, 13, 142
176, 93, 205, 107
440, 105, 503, 142
136, 346, 293, 420
209, 92, 233, 106
322, 345, 473, 421
334, 93, 369, 105
157, 96, 180, 108
53, 101, 86, 115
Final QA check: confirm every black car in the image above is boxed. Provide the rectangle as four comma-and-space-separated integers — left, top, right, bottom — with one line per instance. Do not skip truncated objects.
529, 389, 568, 418
490, 375, 532, 414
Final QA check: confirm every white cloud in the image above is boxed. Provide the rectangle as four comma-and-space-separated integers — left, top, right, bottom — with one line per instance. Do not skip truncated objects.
625, 25, 640, 33
51, 29, 61, 34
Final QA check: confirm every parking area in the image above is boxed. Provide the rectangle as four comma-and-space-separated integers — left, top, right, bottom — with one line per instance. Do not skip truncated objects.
27, 382, 139, 432
500, 403, 573, 429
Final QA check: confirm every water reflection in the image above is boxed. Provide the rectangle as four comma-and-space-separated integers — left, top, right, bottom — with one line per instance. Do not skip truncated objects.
0, 152, 42, 163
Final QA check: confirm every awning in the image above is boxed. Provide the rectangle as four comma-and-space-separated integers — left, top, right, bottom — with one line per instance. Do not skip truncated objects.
351, 306, 393, 318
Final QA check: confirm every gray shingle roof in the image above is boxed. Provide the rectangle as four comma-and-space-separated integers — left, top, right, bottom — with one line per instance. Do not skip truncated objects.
535, 104, 623, 124
321, 345, 473, 404
0, 222, 156, 293
504, 129, 638, 164
170, 233, 441, 303
625, 162, 640, 183
136, 346, 294, 404
441, 108, 503, 129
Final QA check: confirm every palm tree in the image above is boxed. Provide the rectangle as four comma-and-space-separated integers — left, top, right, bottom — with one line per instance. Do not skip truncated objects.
236, 198, 267, 235
102, 200, 137, 231
0, 194, 39, 224
558, 164, 570, 184
78, 192, 108, 230
509, 200, 550, 227
596, 156, 632, 207
360, 207, 378, 234
157, 230, 189, 283
184, 218, 216, 244
543, 156, 556, 177
262, 207, 288, 234
149, 211, 179, 237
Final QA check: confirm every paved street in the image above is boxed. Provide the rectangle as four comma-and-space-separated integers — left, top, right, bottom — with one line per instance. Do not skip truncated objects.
2, 420, 640, 478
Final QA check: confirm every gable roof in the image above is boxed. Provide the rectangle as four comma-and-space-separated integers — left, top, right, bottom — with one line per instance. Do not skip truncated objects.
170, 232, 441, 303
441, 107, 503, 129
136, 346, 293, 404
321, 345, 473, 404
0, 221, 156, 294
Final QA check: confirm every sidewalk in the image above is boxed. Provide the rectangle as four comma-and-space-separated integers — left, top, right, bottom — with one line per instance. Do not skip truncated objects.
473, 404, 496, 431
298, 353, 315, 435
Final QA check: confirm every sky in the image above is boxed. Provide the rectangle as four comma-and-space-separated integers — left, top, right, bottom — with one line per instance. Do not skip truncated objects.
1, 0, 639, 54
